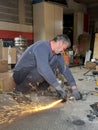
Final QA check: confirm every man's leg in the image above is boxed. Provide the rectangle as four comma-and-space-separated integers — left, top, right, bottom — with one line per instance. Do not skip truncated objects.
15, 78, 33, 94
13, 67, 35, 94
14, 68, 46, 94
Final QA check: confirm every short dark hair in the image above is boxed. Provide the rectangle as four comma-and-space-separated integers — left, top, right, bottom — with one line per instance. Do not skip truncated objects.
52, 34, 71, 47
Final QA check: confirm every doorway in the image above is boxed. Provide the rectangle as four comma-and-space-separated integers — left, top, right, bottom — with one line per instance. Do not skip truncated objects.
63, 14, 74, 48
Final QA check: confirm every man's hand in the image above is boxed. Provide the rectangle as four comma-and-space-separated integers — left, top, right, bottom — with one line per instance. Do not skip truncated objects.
56, 86, 67, 100
72, 89, 81, 100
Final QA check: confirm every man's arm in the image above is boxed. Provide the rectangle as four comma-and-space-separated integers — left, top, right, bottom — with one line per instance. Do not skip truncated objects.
57, 54, 81, 100
34, 44, 59, 88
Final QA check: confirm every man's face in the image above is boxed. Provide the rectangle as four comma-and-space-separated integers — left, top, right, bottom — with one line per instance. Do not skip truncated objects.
54, 41, 69, 54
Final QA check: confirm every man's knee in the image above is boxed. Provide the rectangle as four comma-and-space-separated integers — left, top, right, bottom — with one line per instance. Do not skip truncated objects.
15, 78, 34, 94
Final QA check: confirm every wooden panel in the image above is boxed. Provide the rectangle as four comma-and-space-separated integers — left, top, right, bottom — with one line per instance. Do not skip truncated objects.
78, 33, 91, 56
73, 12, 83, 45
33, 2, 63, 42
54, 5, 63, 36
0, 0, 19, 23
24, 0, 33, 25
33, 2, 45, 42
93, 33, 98, 59
44, 2, 54, 40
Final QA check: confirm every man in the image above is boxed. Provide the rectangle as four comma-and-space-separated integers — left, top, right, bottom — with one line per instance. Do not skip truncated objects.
13, 34, 81, 100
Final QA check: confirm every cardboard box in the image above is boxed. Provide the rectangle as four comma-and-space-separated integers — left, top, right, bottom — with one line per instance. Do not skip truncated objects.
0, 71, 16, 92
78, 33, 91, 56
86, 61, 96, 69
96, 65, 98, 71
0, 79, 3, 92
2, 47, 16, 64
0, 59, 8, 73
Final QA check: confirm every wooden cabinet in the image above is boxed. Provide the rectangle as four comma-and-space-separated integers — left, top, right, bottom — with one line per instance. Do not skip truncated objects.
33, 2, 63, 42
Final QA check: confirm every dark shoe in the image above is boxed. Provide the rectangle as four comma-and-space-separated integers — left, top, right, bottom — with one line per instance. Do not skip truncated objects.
37, 81, 50, 91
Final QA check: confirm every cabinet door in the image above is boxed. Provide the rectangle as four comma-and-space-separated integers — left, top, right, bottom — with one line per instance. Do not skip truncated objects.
44, 3, 63, 39
54, 5, 63, 36
33, 2, 47, 42
44, 2, 55, 40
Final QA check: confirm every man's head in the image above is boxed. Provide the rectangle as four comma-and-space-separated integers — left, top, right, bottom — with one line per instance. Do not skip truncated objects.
51, 34, 71, 54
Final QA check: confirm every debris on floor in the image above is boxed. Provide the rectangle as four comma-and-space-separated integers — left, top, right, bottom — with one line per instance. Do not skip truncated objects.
1, 66, 98, 130
90, 102, 98, 117
72, 119, 85, 125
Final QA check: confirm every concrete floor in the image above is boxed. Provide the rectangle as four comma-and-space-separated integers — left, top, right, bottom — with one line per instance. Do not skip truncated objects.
0, 66, 98, 130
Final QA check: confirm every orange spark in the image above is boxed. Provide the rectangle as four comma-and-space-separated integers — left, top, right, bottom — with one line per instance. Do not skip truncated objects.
34, 99, 62, 112
0, 99, 63, 125
21, 99, 62, 115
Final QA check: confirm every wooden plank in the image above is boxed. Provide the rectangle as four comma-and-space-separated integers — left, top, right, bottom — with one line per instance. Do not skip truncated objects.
93, 33, 98, 59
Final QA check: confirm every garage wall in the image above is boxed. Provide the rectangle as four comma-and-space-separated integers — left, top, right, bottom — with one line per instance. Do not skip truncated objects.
0, 0, 33, 42
0, 0, 19, 23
